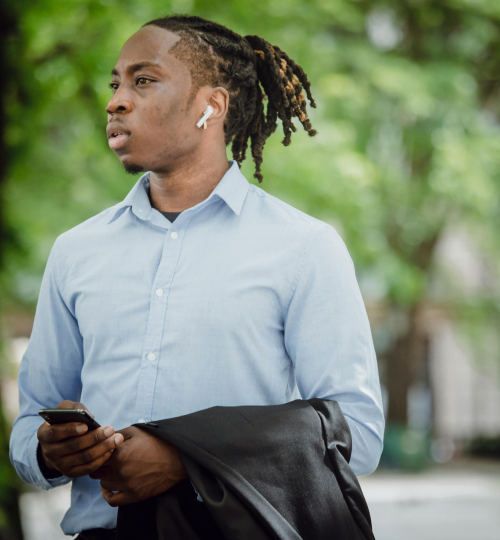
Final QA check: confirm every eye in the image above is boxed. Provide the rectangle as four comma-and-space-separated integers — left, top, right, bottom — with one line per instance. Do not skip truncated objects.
136, 77, 152, 86
109, 82, 119, 93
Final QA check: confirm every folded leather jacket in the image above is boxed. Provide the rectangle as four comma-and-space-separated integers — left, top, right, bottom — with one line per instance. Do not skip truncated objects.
116, 399, 376, 540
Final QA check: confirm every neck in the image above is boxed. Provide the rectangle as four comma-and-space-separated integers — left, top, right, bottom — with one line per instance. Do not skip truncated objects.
148, 151, 231, 213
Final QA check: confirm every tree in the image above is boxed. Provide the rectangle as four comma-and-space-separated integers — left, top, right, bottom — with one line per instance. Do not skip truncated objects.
2, 3, 500, 509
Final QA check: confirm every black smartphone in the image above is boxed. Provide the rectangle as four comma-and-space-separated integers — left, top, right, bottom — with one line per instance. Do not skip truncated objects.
39, 408, 101, 431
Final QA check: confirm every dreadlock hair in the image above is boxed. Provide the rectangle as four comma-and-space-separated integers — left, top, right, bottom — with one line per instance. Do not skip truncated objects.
143, 14, 317, 183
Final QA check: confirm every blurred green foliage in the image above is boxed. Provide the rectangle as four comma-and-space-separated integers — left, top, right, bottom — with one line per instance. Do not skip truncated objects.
2, 0, 500, 312
6, 0, 500, 421
2, 0, 500, 533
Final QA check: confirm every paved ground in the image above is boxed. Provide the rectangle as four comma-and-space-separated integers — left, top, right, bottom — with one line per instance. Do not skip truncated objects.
359, 459, 500, 540
19, 458, 500, 539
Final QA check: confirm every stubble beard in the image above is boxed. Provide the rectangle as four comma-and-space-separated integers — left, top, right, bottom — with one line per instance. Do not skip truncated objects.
123, 162, 145, 175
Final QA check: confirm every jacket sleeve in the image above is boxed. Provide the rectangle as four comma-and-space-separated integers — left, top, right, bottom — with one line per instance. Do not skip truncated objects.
284, 225, 385, 476
9, 238, 84, 489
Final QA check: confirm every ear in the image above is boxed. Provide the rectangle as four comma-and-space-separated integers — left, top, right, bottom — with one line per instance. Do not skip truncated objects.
206, 86, 230, 126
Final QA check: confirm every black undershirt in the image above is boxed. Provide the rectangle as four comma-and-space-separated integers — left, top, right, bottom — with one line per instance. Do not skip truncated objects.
160, 210, 181, 222
147, 188, 182, 223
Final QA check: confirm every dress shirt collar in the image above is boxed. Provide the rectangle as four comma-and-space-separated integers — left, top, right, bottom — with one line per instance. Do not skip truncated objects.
108, 160, 249, 225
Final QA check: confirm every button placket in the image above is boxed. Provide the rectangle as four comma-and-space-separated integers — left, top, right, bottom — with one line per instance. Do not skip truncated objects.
133, 223, 186, 423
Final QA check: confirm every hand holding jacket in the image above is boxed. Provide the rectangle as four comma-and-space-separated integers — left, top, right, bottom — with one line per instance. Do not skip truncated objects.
90, 426, 188, 506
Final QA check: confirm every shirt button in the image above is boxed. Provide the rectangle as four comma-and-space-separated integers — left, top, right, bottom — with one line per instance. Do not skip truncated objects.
170, 231, 178, 239
155, 289, 163, 297
147, 353, 156, 362
138, 419, 145, 423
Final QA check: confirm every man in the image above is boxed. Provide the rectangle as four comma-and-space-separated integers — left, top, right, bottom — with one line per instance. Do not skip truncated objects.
10, 14, 384, 539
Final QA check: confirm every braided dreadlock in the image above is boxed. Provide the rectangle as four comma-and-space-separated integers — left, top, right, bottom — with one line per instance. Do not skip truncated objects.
143, 15, 317, 182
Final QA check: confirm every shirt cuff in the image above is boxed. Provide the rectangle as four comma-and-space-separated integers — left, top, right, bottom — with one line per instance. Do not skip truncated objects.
27, 432, 71, 490
343, 414, 383, 477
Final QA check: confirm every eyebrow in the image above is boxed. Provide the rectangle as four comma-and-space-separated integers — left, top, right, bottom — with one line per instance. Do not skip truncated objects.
111, 62, 162, 77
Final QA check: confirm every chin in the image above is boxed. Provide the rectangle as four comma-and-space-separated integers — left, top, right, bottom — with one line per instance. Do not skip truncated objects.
122, 161, 145, 175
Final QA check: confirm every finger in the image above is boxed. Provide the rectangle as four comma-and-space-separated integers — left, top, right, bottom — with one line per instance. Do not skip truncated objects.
116, 426, 137, 441
46, 430, 122, 468
100, 478, 126, 492
39, 422, 89, 444
61, 434, 124, 470
90, 426, 119, 446
57, 400, 85, 410
67, 450, 115, 478
89, 464, 112, 480
55, 426, 117, 455
57, 400, 95, 418
101, 487, 134, 507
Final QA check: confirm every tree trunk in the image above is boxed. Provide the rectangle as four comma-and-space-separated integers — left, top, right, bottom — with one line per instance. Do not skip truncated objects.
385, 303, 427, 425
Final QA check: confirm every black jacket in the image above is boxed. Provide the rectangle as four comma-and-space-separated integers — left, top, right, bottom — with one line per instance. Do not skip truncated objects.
116, 399, 376, 540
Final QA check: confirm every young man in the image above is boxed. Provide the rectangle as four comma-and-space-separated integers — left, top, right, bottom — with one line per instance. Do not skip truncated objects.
10, 15, 384, 539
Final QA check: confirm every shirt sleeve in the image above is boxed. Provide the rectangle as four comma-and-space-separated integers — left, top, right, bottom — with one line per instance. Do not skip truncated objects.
284, 225, 385, 476
9, 238, 84, 489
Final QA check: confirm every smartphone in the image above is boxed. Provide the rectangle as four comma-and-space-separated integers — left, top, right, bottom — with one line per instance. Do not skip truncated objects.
39, 408, 101, 431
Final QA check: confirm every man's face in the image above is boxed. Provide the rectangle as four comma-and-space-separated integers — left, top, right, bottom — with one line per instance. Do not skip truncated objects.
107, 26, 201, 174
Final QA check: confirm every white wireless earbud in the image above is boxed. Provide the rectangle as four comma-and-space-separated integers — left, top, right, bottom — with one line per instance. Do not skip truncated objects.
196, 105, 214, 129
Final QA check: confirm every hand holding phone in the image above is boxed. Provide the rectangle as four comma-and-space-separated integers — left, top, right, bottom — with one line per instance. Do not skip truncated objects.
39, 408, 102, 431
37, 400, 124, 478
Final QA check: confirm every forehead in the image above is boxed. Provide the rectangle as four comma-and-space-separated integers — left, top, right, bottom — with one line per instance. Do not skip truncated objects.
114, 26, 186, 74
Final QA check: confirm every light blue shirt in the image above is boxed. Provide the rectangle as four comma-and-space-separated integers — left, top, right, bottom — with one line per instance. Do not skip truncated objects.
10, 160, 384, 535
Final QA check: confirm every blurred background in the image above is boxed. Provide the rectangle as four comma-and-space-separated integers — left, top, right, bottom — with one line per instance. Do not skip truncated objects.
1, 0, 500, 538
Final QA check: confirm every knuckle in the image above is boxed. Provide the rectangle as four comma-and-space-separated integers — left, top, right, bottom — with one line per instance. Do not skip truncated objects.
93, 429, 105, 443
104, 438, 114, 452
65, 438, 81, 454
78, 450, 93, 465
69, 461, 92, 477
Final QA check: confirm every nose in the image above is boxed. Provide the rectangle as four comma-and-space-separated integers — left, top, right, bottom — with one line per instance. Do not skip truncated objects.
106, 87, 133, 116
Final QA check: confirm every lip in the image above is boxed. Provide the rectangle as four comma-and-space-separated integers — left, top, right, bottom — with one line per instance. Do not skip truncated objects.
106, 124, 131, 150
108, 133, 130, 150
